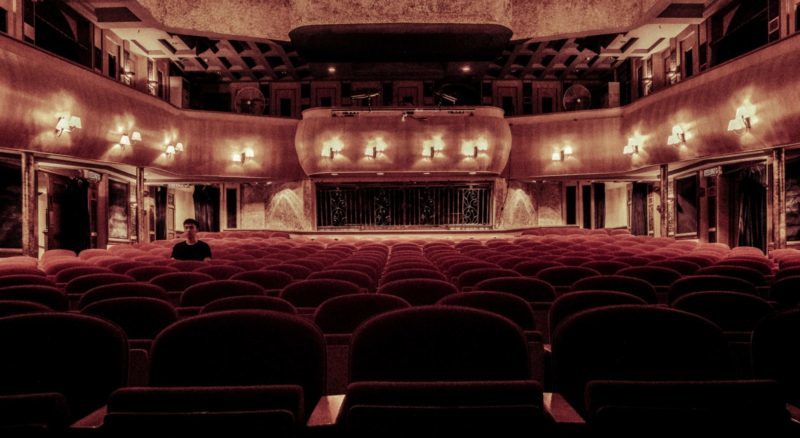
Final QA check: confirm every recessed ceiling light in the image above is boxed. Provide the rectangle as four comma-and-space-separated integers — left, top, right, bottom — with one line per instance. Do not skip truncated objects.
460, 65, 471, 73
376, 172, 384, 176
327, 66, 336, 73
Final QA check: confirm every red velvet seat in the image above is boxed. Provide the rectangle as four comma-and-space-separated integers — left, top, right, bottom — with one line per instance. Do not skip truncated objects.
280, 279, 362, 308
78, 282, 169, 309
378, 279, 458, 306
200, 296, 297, 314
125, 266, 181, 282
180, 280, 265, 307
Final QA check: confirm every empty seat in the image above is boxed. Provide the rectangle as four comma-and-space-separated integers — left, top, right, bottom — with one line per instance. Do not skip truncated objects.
536, 266, 601, 291
0, 313, 127, 433
581, 261, 630, 275
125, 266, 180, 282
78, 282, 169, 309
230, 270, 294, 291
280, 279, 362, 308
378, 279, 458, 306
103, 310, 324, 436
314, 294, 411, 335
552, 305, 736, 419
696, 265, 766, 286
438, 291, 537, 332
268, 264, 312, 280
473, 277, 556, 303
0, 274, 55, 289
107, 261, 150, 275
0, 300, 52, 316
0, 266, 46, 277
513, 260, 563, 276
648, 259, 702, 275
669, 275, 757, 303
309, 269, 374, 291
65, 273, 136, 295
195, 265, 247, 280
166, 260, 208, 272
81, 297, 178, 344
0, 285, 68, 311
380, 269, 446, 285
571, 275, 658, 304
180, 280, 265, 307
752, 309, 800, 406
769, 275, 800, 309
616, 266, 682, 289
672, 291, 774, 335
201, 296, 297, 315
149, 272, 216, 294
548, 291, 648, 336
340, 306, 544, 437
456, 268, 520, 290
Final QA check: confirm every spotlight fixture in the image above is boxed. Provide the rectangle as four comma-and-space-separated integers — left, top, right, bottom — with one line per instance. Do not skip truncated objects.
667, 125, 686, 146
463, 138, 489, 158
551, 145, 574, 161
54, 113, 82, 136
231, 148, 255, 164
727, 104, 754, 134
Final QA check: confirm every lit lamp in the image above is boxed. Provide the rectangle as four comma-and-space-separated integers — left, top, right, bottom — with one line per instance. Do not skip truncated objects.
423, 135, 445, 159
551, 145, 573, 161
165, 144, 177, 158
232, 148, 255, 164
55, 113, 82, 136
727, 104, 754, 134
322, 137, 344, 159
623, 137, 639, 155
364, 137, 387, 159
463, 138, 489, 158
667, 125, 685, 146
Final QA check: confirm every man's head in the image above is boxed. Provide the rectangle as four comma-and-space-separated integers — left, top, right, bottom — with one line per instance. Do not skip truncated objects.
183, 218, 200, 241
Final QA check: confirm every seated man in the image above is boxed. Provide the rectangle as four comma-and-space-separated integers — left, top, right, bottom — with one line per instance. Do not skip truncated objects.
171, 218, 212, 261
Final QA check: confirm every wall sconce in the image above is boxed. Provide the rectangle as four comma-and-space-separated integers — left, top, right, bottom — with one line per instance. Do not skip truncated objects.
322, 137, 345, 159
232, 148, 255, 165
164, 142, 184, 158
119, 131, 141, 149
422, 135, 445, 159
667, 125, 685, 146
727, 104, 754, 134
364, 137, 387, 159
55, 113, 82, 136
551, 145, 573, 161
623, 137, 640, 155
463, 138, 489, 158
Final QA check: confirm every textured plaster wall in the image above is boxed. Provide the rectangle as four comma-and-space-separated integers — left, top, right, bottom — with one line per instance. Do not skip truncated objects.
134, 0, 662, 40
240, 180, 314, 231
535, 182, 563, 226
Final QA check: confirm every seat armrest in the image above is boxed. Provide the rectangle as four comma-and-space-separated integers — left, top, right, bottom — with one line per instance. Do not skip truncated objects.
308, 395, 345, 428
543, 392, 585, 425
788, 403, 800, 424
71, 405, 107, 430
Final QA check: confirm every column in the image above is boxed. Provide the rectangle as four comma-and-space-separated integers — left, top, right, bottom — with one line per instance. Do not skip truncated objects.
20, 152, 37, 257
136, 167, 147, 243
659, 164, 669, 237
773, 147, 786, 249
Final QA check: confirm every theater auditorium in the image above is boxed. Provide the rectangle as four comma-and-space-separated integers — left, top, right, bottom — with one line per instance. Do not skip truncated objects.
0, 0, 799, 436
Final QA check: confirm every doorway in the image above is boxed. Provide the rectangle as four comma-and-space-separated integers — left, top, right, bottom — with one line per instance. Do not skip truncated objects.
46, 173, 91, 253
724, 163, 767, 251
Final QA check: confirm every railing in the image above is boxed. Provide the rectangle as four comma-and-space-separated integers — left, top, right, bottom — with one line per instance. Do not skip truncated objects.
316, 183, 493, 229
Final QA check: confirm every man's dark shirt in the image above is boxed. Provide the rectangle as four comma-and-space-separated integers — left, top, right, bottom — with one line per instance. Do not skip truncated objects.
171, 240, 212, 261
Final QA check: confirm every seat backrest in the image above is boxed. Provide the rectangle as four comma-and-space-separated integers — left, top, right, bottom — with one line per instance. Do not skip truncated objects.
0, 285, 68, 310
513, 260, 563, 276
548, 291, 648, 336
82, 297, 178, 339
54, 266, 112, 284
313, 294, 410, 334
537, 266, 601, 287
280, 279, 362, 307
377, 279, 458, 306
149, 310, 324, 415
572, 275, 658, 304
149, 272, 216, 293
230, 270, 294, 290
309, 269, 375, 291
616, 266, 682, 287
195, 265, 248, 280
671, 291, 774, 332
79, 282, 169, 309
648, 259, 702, 275
350, 306, 530, 382
552, 305, 732, 415
456, 268, 520, 289
438, 292, 536, 331
769, 275, 800, 308
201, 296, 297, 315
0, 300, 53, 317
166, 260, 208, 272
0, 274, 56, 289
0, 313, 127, 420
380, 269, 446, 285
473, 276, 556, 302
751, 309, 800, 404
669, 275, 757, 303
581, 261, 630, 275
696, 265, 765, 286
125, 266, 180, 281
180, 280, 265, 307
268, 264, 312, 280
